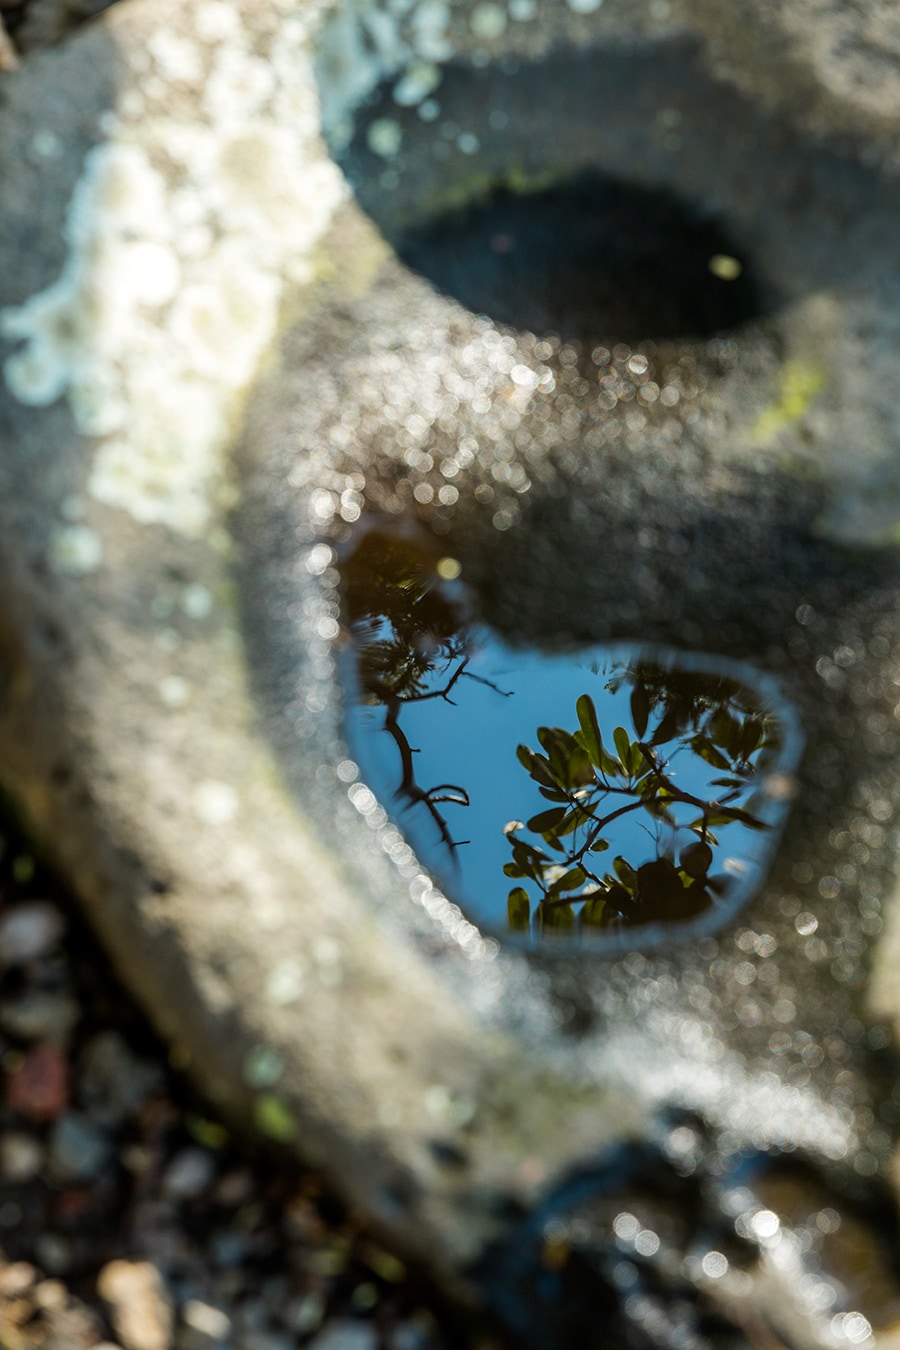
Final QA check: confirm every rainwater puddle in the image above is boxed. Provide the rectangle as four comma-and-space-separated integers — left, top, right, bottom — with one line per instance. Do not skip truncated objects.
338, 525, 803, 947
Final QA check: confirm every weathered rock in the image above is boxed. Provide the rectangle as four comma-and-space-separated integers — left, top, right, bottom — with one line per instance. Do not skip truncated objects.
695, 0, 900, 155
1, 0, 900, 1344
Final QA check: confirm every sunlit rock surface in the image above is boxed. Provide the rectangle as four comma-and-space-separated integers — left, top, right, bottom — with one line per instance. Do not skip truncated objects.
2, 0, 900, 1344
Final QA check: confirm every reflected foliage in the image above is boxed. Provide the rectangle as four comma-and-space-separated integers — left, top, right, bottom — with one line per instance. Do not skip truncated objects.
505, 667, 778, 935
341, 529, 468, 703
341, 529, 502, 854
341, 528, 781, 938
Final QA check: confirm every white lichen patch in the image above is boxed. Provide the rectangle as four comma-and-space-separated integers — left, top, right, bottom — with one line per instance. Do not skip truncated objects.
146, 29, 205, 84
181, 583, 214, 619
159, 674, 190, 707
265, 958, 307, 1005
469, 2, 507, 40
315, 0, 453, 150
47, 524, 104, 575
193, 779, 239, 826
367, 117, 404, 158
0, 6, 345, 538
392, 60, 442, 107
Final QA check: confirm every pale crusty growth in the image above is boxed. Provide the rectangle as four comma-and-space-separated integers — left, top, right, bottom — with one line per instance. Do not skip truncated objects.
315, 0, 454, 150
1, 0, 345, 537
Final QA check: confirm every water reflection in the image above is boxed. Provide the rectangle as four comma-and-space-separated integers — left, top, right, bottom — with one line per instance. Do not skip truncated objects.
505, 668, 779, 936
339, 525, 800, 944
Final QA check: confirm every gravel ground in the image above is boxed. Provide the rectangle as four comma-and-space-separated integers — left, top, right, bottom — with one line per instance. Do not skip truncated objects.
0, 809, 504, 1350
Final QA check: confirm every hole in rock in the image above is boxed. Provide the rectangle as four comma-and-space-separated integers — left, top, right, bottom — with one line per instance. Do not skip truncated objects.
476, 1135, 900, 1349
337, 524, 801, 948
393, 171, 768, 343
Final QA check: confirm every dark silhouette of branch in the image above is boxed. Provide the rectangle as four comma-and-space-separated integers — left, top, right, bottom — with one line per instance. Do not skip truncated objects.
383, 698, 469, 859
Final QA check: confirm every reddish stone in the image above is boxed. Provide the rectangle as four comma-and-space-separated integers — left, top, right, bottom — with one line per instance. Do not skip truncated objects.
5, 1042, 70, 1120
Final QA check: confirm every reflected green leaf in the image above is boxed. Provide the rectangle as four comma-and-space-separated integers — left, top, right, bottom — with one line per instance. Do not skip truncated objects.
539, 900, 576, 931
516, 743, 535, 771
680, 840, 713, 878
613, 855, 637, 889
575, 694, 604, 767
527, 806, 568, 835
705, 807, 766, 829
581, 896, 608, 927
520, 748, 562, 791
630, 683, 650, 739
613, 726, 632, 767
650, 703, 685, 747
507, 887, 531, 930
548, 865, 587, 895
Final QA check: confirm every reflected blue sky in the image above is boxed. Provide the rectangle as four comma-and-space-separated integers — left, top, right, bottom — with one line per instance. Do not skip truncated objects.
343, 628, 798, 940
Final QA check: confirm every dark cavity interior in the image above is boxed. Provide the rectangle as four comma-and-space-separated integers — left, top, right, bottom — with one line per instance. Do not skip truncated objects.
394, 172, 767, 342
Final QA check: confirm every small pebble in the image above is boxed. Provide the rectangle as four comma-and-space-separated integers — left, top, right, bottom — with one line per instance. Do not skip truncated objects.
181, 1297, 232, 1341
162, 1147, 217, 1200
308, 1320, 378, 1350
0, 990, 79, 1041
5, 1041, 69, 1119
238, 1331, 295, 1350
213, 1167, 254, 1207
35, 1234, 73, 1275
0, 1261, 37, 1295
98, 1260, 174, 1350
33, 1277, 68, 1308
211, 1232, 249, 1270
49, 1111, 112, 1182
391, 1324, 430, 1350
121, 1143, 154, 1175
79, 1030, 164, 1128
283, 1293, 325, 1335
235, 1299, 267, 1333
0, 900, 65, 965
0, 1130, 44, 1181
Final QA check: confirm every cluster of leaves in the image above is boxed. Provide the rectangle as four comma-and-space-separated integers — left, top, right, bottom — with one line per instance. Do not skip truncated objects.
341, 529, 468, 704
505, 666, 775, 936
